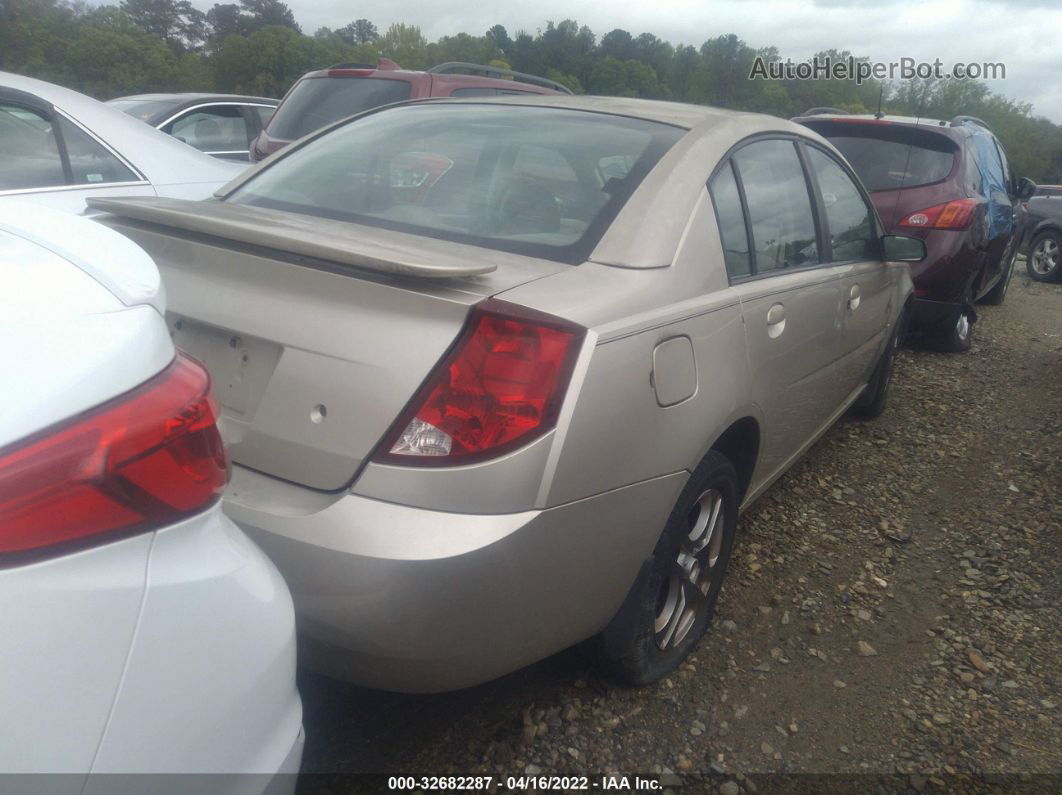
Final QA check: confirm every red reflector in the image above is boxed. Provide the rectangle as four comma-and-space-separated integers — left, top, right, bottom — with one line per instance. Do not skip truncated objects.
376, 299, 585, 466
0, 353, 229, 565
898, 199, 978, 230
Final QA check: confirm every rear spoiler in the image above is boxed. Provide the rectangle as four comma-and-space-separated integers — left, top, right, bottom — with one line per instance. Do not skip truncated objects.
87, 197, 497, 279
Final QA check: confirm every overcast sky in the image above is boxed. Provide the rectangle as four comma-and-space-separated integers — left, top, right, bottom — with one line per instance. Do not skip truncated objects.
209, 0, 1062, 121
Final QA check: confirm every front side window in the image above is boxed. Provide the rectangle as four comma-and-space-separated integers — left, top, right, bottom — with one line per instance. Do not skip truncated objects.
0, 103, 64, 191
56, 116, 138, 185
165, 106, 249, 153
708, 161, 751, 278
806, 147, 877, 262
229, 104, 683, 263
733, 139, 819, 272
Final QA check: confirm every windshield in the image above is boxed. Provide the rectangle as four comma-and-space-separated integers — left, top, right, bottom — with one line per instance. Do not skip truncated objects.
266, 76, 413, 140
106, 98, 181, 122
808, 123, 957, 192
230, 103, 683, 263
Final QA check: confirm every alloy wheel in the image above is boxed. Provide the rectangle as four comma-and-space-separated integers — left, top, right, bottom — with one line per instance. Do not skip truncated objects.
654, 489, 725, 650
1031, 238, 1059, 276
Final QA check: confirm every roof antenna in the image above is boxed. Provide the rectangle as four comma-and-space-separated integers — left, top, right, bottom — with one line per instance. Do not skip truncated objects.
874, 86, 884, 119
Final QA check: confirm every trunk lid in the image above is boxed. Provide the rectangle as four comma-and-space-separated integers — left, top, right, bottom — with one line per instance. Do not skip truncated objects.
92, 197, 565, 491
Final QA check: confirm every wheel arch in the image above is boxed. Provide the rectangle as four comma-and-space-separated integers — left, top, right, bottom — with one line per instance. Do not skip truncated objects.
707, 415, 761, 504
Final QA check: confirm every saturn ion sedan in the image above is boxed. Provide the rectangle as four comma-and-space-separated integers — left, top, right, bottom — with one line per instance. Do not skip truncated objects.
0, 204, 303, 784
92, 95, 922, 692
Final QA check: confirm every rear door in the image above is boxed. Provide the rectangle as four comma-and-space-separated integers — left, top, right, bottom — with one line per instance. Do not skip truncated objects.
802, 143, 892, 388
0, 89, 153, 214
709, 137, 847, 479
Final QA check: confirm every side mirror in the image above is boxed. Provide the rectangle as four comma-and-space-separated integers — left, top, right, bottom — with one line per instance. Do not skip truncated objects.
1016, 177, 1037, 201
882, 234, 927, 262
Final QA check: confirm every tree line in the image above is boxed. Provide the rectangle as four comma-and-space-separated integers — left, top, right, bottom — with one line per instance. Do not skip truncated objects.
2, 0, 1060, 181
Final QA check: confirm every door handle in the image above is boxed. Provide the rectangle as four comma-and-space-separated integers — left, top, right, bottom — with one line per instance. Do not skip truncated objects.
848, 284, 861, 310
766, 302, 786, 338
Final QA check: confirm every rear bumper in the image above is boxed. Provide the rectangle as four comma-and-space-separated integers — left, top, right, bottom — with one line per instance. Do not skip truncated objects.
0, 506, 303, 780
223, 464, 686, 692
911, 297, 964, 333
89, 508, 304, 778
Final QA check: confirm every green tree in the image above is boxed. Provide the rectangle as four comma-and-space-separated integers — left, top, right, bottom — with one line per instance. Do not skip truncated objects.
61, 6, 179, 96
588, 56, 629, 96
378, 23, 428, 69
338, 18, 377, 45
599, 29, 635, 62
120, 0, 207, 51
239, 0, 298, 34
206, 3, 249, 39
486, 24, 511, 56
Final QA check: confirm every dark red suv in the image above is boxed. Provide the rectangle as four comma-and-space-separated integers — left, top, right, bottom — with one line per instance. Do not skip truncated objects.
251, 60, 568, 162
795, 111, 1036, 351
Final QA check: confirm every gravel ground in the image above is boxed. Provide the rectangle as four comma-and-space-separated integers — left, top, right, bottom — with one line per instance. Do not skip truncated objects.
297, 272, 1061, 794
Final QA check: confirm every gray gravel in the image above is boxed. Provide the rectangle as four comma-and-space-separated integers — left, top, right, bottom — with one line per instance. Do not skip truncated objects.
297, 274, 1061, 793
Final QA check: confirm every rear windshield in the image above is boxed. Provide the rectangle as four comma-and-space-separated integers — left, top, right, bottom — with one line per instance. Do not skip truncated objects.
266, 76, 412, 140
807, 122, 957, 192
107, 99, 180, 122
229, 103, 683, 263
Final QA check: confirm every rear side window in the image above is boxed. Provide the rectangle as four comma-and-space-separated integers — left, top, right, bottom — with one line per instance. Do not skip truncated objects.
811, 124, 956, 192
56, 116, 138, 185
267, 77, 412, 140
805, 147, 877, 261
0, 103, 65, 190
733, 139, 819, 272
230, 103, 683, 264
708, 162, 751, 278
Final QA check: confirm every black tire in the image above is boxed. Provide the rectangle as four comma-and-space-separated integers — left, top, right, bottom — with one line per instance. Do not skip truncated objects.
851, 306, 906, 419
929, 306, 973, 353
979, 248, 1016, 305
1026, 231, 1062, 283
600, 451, 738, 686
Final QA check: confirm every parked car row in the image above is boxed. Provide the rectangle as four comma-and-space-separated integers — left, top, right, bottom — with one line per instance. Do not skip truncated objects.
793, 109, 1036, 350
0, 65, 1040, 782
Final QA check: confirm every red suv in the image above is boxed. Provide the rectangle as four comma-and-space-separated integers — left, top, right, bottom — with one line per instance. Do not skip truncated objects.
794, 111, 1036, 351
251, 60, 569, 162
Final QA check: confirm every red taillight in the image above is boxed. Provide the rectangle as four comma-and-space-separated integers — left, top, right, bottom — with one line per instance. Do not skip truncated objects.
898, 199, 978, 230
0, 353, 229, 565
376, 299, 586, 466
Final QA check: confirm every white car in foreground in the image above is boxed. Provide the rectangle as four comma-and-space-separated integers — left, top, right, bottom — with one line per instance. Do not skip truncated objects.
0, 72, 245, 214
0, 204, 303, 787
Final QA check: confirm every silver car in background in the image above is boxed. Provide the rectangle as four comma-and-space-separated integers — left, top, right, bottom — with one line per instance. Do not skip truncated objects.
0, 72, 244, 214
93, 95, 920, 692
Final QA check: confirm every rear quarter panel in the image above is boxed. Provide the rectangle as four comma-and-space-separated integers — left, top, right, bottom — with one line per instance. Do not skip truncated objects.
500, 191, 753, 508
